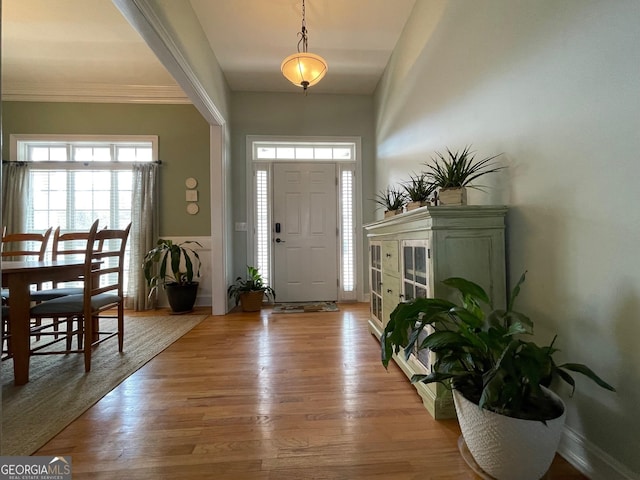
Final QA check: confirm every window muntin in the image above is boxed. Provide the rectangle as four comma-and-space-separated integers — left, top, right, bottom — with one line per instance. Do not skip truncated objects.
14, 135, 157, 165
22, 139, 148, 231
30, 146, 68, 161
253, 142, 354, 162
14, 135, 157, 292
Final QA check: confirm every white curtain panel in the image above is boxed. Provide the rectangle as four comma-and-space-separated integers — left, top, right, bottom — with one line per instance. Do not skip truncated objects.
2, 162, 30, 235
126, 162, 159, 310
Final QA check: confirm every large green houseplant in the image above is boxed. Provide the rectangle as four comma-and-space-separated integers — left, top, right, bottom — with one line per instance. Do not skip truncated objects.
425, 145, 503, 205
143, 239, 202, 313
382, 272, 615, 479
227, 266, 276, 312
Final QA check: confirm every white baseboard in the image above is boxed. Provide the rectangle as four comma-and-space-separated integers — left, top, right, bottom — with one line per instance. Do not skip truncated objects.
559, 425, 635, 479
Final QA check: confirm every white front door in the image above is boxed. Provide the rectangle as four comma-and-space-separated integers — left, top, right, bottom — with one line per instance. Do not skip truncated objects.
272, 162, 338, 302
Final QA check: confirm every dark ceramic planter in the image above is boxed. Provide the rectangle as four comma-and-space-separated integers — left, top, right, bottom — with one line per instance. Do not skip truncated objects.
165, 282, 199, 313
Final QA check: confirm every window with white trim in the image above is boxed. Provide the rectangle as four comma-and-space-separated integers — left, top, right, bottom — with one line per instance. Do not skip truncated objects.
254, 143, 353, 161
251, 139, 357, 300
340, 167, 355, 293
254, 167, 271, 285
12, 135, 158, 290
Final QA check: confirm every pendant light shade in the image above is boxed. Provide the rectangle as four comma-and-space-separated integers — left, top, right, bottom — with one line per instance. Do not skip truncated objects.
281, 52, 328, 90
281, 0, 327, 92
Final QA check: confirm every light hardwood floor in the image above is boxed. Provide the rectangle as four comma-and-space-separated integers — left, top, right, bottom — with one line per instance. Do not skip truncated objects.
37, 303, 586, 479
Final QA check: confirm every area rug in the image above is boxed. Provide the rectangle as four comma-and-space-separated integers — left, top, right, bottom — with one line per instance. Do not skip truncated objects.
1, 314, 207, 456
271, 301, 339, 314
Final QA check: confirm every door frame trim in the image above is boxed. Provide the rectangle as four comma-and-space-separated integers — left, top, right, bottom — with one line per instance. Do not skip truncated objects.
245, 135, 363, 302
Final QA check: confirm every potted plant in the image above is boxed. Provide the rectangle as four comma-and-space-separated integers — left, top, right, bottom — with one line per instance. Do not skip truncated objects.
373, 186, 406, 217
402, 172, 437, 210
381, 272, 615, 480
227, 266, 276, 312
424, 145, 503, 205
142, 239, 202, 313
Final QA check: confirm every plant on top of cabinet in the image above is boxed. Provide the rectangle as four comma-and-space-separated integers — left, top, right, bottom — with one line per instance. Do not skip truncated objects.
381, 272, 615, 480
373, 186, 406, 217
425, 145, 503, 205
402, 172, 437, 211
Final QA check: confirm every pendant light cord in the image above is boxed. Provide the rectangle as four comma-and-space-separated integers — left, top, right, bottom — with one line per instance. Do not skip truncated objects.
297, 0, 308, 53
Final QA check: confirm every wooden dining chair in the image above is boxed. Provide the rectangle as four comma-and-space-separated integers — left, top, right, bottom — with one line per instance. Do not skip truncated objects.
1, 226, 53, 301
1, 227, 53, 261
29, 221, 103, 341
30, 222, 103, 302
29, 222, 131, 372
1, 226, 54, 345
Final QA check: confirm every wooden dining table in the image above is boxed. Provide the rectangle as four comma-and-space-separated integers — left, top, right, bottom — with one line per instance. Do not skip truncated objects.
2, 259, 87, 385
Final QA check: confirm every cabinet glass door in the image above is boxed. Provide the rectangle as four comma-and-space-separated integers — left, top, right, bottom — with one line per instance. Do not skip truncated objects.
369, 242, 382, 323
402, 240, 429, 301
402, 240, 431, 366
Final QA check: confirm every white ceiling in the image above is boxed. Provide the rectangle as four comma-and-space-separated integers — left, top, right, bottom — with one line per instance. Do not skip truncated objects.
1, 0, 416, 100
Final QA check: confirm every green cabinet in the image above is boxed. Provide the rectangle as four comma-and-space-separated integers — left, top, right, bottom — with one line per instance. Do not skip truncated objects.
365, 205, 507, 419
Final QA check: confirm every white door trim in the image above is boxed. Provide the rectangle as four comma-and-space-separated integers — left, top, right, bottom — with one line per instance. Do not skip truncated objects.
246, 135, 363, 302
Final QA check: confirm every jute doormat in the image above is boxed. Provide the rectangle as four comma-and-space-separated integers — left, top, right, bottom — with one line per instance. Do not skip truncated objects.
271, 301, 339, 314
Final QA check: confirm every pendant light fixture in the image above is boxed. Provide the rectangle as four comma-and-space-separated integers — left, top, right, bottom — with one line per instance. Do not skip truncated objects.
281, 0, 328, 92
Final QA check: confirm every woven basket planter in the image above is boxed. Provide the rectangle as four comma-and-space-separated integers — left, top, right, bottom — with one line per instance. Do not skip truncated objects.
239, 290, 265, 312
453, 388, 566, 480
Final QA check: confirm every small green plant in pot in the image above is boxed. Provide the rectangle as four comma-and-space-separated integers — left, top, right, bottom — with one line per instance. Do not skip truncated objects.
381, 272, 615, 480
142, 239, 202, 313
425, 145, 503, 205
227, 266, 276, 312
373, 186, 406, 217
402, 172, 437, 210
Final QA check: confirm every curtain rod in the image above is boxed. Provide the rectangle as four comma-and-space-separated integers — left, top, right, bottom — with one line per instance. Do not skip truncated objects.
2, 160, 162, 165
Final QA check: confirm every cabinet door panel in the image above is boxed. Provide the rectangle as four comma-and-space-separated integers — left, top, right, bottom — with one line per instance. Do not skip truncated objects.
404, 282, 415, 301
403, 245, 414, 281
415, 246, 428, 285
382, 240, 399, 275
382, 275, 401, 326
369, 242, 383, 326
402, 240, 430, 301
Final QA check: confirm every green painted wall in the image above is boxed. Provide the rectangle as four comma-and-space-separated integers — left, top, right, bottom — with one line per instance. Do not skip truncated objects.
230, 91, 375, 291
1, 101, 210, 236
375, 0, 639, 476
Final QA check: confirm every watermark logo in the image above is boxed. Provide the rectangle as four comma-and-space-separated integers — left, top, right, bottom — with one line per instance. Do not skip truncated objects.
0, 456, 72, 480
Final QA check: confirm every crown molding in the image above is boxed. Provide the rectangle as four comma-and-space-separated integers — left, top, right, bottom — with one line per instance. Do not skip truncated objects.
1, 81, 190, 104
